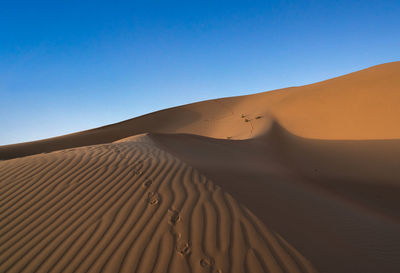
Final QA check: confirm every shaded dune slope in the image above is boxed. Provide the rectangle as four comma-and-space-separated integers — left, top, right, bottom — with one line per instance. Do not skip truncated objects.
0, 137, 316, 273
150, 122, 400, 273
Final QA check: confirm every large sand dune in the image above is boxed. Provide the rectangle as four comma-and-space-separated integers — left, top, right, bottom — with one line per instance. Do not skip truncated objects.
1, 61, 400, 273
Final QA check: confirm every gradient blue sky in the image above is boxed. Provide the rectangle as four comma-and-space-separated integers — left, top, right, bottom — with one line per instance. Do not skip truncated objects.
1, 0, 399, 145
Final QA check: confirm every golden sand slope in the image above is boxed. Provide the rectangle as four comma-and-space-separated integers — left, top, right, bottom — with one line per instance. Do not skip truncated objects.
0, 136, 316, 273
2, 61, 400, 160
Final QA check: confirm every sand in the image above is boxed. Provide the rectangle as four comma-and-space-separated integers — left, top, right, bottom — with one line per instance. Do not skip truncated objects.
1, 61, 400, 273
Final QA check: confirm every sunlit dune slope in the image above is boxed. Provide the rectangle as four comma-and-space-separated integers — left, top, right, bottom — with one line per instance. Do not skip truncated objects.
1, 61, 400, 160
0, 135, 317, 273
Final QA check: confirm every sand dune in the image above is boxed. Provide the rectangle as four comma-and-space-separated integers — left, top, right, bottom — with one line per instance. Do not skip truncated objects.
1, 62, 400, 273
2, 62, 400, 160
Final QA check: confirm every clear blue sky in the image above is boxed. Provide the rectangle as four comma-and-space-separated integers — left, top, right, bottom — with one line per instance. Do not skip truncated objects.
1, 0, 399, 145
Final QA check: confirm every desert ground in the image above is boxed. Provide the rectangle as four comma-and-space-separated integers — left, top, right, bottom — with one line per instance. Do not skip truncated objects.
1, 61, 400, 273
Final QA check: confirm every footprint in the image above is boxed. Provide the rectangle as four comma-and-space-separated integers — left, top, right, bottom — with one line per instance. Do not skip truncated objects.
146, 192, 160, 205
133, 169, 143, 176
176, 241, 191, 257
200, 257, 214, 269
168, 209, 180, 225
142, 179, 152, 188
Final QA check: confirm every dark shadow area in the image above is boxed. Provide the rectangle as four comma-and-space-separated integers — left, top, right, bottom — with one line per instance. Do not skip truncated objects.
150, 121, 400, 273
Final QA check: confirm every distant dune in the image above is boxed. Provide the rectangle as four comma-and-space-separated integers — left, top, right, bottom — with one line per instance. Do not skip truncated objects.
1, 62, 400, 273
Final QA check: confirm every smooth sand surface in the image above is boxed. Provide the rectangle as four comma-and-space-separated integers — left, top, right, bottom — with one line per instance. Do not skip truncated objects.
1, 62, 400, 272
